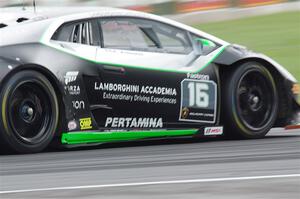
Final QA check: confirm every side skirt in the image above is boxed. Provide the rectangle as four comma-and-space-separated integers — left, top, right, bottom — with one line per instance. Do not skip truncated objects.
61, 129, 199, 145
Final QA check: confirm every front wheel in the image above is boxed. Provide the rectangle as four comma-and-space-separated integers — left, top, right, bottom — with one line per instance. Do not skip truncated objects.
223, 62, 278, 139
0, 70, 59, 153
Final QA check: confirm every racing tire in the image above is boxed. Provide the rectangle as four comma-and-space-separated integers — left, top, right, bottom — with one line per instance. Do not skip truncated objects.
223, 62, 278, 139
0, 70, 59, 153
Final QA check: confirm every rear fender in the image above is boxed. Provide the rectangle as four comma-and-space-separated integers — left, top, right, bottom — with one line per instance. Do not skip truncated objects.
0, 56, 21, 87
0, 58, 67, 135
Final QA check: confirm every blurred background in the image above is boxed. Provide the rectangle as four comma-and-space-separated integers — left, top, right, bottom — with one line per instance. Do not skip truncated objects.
1, 0, 299, 84
0, 0, 299, 14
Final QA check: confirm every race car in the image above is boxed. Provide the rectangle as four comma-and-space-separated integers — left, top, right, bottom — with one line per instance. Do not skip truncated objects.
0, 7, 299, 153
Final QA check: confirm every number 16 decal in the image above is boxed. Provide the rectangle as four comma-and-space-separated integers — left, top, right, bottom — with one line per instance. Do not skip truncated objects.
187, 82, 209, 108
179, 79, 217, 123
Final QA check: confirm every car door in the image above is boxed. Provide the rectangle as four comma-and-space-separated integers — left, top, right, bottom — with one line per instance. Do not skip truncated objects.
89, 17, 198, 130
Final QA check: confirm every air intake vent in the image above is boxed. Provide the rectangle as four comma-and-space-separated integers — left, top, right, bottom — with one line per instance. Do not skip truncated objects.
0, 23, 7, 28
16, 17, 29, 23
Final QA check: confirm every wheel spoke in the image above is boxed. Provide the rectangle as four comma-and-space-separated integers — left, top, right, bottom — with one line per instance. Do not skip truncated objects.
7, 81, 53, 142
236, 70, 275, 130
15, 122, 31, 137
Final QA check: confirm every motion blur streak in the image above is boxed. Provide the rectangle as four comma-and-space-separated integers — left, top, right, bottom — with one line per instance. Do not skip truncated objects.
1, 174, 300, 194
0, 129, 299, 198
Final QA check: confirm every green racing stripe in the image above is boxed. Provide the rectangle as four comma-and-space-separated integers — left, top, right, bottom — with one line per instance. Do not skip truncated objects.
61, 129, 198, 145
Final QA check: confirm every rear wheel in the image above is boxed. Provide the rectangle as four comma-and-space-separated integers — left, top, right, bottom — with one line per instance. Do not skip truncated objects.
223, 62, 278, 138
0, 71, 59, 153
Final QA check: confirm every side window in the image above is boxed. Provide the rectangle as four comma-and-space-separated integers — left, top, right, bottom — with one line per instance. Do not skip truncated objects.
52, 21, 95, 45
100, 19, 152, 50
99, 18, 192, 54
152, 23, 192, 54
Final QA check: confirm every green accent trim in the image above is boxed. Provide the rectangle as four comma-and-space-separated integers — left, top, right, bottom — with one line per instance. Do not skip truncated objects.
40, 31, 228, 74
196, 38, 217, 48
61, 129, 198, 145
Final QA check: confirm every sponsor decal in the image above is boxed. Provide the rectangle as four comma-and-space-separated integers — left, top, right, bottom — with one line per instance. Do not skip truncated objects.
72, 101, 85, 110
80, 118, 93, 130
204, 127, 223, 136
105, 117, 163, 128
187, 73, 210, 80
68, 120, 77, 131
64, 71, 81, 95
95, 82, 177, 105
64, 71, 79, 85
95, 82, 177, 96
66, 85, 81, 95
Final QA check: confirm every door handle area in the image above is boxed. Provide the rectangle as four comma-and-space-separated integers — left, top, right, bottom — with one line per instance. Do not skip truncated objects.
103, 65, 126, 74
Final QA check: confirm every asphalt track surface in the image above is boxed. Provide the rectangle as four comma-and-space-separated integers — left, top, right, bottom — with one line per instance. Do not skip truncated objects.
0, 128, 299, 199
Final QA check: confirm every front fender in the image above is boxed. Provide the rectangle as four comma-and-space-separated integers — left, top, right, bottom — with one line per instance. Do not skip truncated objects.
214, 44, 299, 126
214, 45, 297, 83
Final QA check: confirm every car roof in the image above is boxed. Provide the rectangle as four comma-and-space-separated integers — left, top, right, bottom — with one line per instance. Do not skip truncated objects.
0, 6, 228, 47
0, 6, 130, 26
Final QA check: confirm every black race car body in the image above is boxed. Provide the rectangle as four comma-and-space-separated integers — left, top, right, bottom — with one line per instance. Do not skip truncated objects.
0, 7, 299, 153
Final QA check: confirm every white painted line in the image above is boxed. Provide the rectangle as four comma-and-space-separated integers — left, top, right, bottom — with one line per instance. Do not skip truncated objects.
1, 174, 300, 194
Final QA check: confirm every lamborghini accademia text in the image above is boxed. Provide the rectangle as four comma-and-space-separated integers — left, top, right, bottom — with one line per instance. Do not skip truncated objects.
0, 7, 299, 153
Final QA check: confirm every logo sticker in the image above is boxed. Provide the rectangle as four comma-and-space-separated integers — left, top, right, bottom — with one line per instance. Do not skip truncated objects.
64, 71, 80, 95
68, 120, 78, 131
65, 71, 79, 85
72, 101, 85, 110
80, 118, 92, 130
204, 127, 223, 136
181, 107, 190, 119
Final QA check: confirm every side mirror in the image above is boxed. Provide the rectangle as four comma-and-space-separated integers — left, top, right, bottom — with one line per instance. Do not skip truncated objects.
195, 38, 216, 48
194, 38, 217, 55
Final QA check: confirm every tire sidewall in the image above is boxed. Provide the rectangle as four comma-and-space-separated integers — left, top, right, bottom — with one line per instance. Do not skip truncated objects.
0, 70, 59, 153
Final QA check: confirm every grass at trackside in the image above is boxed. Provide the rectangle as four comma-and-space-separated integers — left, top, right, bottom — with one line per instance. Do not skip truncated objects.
194, 11, 300, 82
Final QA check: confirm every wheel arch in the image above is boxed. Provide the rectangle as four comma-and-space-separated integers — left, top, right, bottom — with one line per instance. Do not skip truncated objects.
3, 64, 68, 137
218, 57, 295, 127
